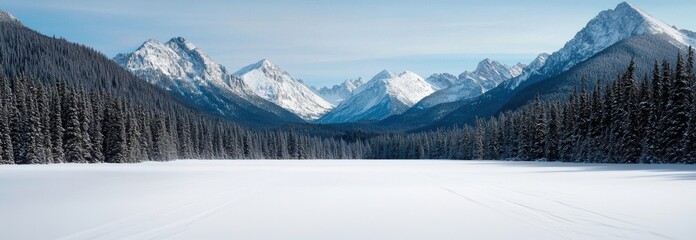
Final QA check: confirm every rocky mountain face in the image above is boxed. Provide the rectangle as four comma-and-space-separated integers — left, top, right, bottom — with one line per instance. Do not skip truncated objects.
233, 59, 334, 120
311, 78, 367, 105
317, 70, 436, 123
114, 37, 303, 126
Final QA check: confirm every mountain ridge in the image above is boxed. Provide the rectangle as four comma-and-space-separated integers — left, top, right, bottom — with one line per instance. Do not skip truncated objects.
233, 59, 334, 120
114, 37, 304, 126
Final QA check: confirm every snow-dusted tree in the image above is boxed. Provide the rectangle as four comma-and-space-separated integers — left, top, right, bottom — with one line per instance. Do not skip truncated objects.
103, 99, 127, 163
663, 54, 691, 163
530, 94, 546, 160
0, 75, 14, 164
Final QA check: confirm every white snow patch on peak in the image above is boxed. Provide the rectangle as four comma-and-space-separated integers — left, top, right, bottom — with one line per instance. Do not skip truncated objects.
317, 70, 436, 123
415, 56, 539, 110
459, 58, 524, 92
0, 10, 21, 24
541, 2, 696, 74
311, 78, 367, 105
114, 37, 246, 98
233, 59, 333, 120
167, 37, 198, 51
425, 73, 460, 90
371, 70, 395, 81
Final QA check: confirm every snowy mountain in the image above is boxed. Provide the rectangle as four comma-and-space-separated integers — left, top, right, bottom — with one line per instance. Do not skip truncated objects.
317, 70, 436, 123
541, 2, 696, 75
233, 59, 334, 120
498, 53, 550, 90
424, 73, 461, 90
310, 78, 367, 105
115, 37, 238, 95
413, 59, 526, 109
459, 59, 525, 92
114, 37, 303, 126
0, 10, 20, 24
427, 2, 696, 131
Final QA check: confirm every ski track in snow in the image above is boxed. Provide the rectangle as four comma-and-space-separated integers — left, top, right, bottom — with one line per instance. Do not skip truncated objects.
57, 174, 289, 240
1, 160, 695, 240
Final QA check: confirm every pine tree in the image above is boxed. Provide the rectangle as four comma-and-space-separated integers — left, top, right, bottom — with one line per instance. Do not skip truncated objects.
474, 118, 485, 160
62, 88, 86, 163
530, 94, 546, 160
36, 84, 53, 163
683, 47, 696, 163
10, 76, 27, 163
49, 87, 64, 163
0, 75, 14, 164
663, 54, 691, 163
545, 102, 561, 161
103, 99, 127, 163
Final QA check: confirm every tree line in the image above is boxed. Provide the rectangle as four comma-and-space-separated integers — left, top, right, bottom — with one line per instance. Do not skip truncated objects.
366, 48, 694, 163
1, 48, 694, 164
0, 74, 375, 164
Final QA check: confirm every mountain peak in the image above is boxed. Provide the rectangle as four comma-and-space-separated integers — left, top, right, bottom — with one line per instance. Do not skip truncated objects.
615, 2, 636, 11
234, 59, 333, 120
474, 58, 507, 73
233, 59, 282, 77
540, 2, 695, 74
371, 70, 395, 81
256, 59, 277, 69
399, 70, 419, 77
0, 10, 21, 24
167, 37, 197, 51
140, 38, 163, 48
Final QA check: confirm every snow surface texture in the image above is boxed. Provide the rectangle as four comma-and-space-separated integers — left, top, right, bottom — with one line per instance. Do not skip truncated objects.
415, 58, 530, 109
317, 70, 437, 123
310, 78, 367, 105
541, 2, 696, 75
233, 60, 334, 120
1, 160, 694, 240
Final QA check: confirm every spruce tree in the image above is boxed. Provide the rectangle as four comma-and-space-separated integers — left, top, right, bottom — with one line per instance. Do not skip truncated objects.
663, 54, 691, 163
103, 99, 127, 163
530, 94, 546, 160
63, 88, 85, 163
49, 88, 64, 163
0, 75, 14, 164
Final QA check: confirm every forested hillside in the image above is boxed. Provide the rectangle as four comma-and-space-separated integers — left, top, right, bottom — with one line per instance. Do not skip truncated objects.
1, 49, 694, 164
0, 22, 297, 127
364, 50, 696, 163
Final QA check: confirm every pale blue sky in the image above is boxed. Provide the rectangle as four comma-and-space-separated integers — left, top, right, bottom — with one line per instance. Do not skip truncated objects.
2, 0, 695, 87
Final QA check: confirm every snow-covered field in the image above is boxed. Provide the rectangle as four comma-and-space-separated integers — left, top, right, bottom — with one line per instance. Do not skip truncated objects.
1, 160, 695, 240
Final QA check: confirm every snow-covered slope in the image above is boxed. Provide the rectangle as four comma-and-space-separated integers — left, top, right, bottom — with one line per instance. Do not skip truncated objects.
541, 2, 696, 75
0, 10, 20, 24
317, 70, 436, 123
424, 73, 461, 90
311, 78, 366, 105
499, 53, 550, 90
414, 59, 526, 109
233, 60, 334, 120
459, 59, 525, 92
114, 37, 302, 126
115, 38, 239, 95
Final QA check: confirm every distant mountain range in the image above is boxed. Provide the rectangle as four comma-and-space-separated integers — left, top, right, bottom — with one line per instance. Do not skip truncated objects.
3, 2, 693, 132
112, 2, 696, 131
374, 2, 696, 132
114, 37, 303, 126
232, 59, 333, 120
316, 70, 438, 123
310, 78, 366, 105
